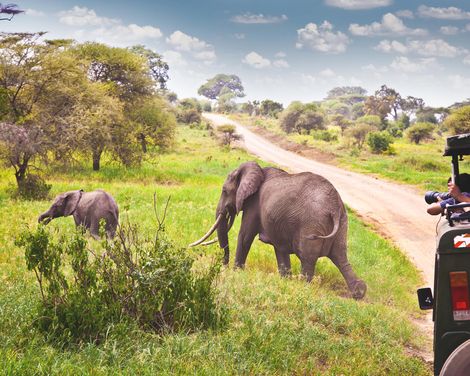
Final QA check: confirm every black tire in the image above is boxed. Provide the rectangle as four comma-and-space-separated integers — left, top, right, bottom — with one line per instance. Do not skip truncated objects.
440, 340, 470, 375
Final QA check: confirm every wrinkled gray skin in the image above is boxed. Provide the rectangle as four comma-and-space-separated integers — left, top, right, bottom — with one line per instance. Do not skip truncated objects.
215, 161, 366, 299
38, 190, 119, 239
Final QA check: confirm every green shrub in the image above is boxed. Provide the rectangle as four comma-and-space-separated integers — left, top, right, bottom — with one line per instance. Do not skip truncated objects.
367, 131, 393, 154
405, 122, 434, 144
16, 217, 227, 345
177, 108, 202, 124
345, 123, 375, 149
444, 105, 470, 134
311, 129, 338, 142
15, 174, 51, 200
280, 101, 325, 134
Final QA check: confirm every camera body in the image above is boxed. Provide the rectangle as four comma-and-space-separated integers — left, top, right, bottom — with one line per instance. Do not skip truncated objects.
425, 191, 452, 205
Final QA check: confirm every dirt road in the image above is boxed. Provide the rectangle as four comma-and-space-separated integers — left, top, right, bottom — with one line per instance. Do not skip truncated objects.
204, 113, 438, 287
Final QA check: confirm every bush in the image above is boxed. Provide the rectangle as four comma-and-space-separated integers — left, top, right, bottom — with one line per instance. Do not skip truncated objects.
217, 124, 241, 146
311, 129, 338, 142
15, 174, 51, 200
444, 106, 470, 134
177, 108, 202, 124
16, 210, 227, 345
280, 101, 325, 134
367, 131, 393, 154
405, 122, 434, 144
345, 123, 375, 149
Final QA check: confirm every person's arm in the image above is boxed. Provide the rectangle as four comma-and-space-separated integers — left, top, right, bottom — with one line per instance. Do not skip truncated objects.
449, 183, 470, 203
427, 202, 444, 215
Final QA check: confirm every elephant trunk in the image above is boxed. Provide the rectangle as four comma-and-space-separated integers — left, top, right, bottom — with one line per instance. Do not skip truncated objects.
38, 211, 52, 225
217, 212, 230, 265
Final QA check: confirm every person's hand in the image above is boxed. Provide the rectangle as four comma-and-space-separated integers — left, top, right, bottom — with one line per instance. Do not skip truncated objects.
449, 182, 462, 200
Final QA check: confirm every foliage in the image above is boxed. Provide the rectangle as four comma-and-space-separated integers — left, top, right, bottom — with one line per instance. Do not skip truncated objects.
345, 123, 375, 149
178, 108, 202, 124
128, 45, 169, 90
326, 86, 367, 99
405, 122, 435, 144
329, 114, 352, 134
16, 217, 227, 345
355, 115, 381, 129
217, 124, 241, 146
15, 173, 51, 200
280, 101, 325, 134
311, 129, 338, 142
367, 131, 393, 154
444, 106, 470, 135
0, 3, 24, 20
129, 97, 176, 152
259, 99, 283, 118
198, 74, 245, 101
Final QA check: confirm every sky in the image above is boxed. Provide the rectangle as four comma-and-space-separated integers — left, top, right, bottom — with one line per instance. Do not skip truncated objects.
4, 0, 470, 107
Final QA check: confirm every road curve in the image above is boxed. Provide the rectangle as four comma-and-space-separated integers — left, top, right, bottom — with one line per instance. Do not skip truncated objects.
204, 112, 438, 287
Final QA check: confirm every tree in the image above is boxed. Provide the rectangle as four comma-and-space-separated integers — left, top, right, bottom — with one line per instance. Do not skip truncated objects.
444, 106, 470, 135
127, 97, 176, 153
128, 45, 169, 90
0, 3, 23, 21
406, 122, 435, 144
400, 96, 425, 117
326, 86, 367, 99
345, 123, 375, 149
280, 102, 325, 134
198, 74, 245, 101
367, 131, 393, 153
330, 114, 352, 135
217, 124, 241, 147
0, 32, 83, 190
259, 99, 283, 118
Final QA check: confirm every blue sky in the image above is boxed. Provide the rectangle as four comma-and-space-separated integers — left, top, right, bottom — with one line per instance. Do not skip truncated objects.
5, 0, 470, 106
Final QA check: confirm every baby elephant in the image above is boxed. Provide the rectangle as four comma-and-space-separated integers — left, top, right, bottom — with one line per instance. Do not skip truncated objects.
38, 189, 119, 239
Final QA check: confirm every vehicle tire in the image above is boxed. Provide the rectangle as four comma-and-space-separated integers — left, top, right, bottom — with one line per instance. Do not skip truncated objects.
440, 340, 470, 375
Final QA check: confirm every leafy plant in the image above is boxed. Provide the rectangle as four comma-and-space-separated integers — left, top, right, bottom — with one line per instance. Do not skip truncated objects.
405, 122, 435, 144
16, 198, 227, 345
367, 131, 393, 154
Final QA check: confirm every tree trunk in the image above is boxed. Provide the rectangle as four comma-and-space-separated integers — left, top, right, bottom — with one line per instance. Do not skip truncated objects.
92, 148, 102, 171
15, 158, 29, 189
139, 133, 147, 153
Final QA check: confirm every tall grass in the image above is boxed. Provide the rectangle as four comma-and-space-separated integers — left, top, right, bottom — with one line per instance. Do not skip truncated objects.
0, 125, 431, 374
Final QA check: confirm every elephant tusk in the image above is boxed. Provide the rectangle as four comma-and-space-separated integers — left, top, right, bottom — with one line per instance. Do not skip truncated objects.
200, 238, 218, 246
227, 213, 235, 232
188, 213, 223, 247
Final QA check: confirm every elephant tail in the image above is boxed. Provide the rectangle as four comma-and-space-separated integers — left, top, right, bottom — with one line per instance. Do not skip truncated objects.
305, 212, 340, 240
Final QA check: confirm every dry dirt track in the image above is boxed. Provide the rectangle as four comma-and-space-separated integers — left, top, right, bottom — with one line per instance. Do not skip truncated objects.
204, 113, 439, 288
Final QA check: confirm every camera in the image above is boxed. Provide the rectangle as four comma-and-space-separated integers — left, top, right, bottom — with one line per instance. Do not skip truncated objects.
425, 191, 452, 204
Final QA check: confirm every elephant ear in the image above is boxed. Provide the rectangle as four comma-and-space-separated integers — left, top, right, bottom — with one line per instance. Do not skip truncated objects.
63, 190, 83, 216
236, 162, 264, 214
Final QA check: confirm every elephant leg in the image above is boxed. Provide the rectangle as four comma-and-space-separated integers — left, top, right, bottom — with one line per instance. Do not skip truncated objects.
329, 251, 367, 300
300, 257, 318, 282
89, 220, 100, 240
234, 210, 259, 269
274, 248, 291, 277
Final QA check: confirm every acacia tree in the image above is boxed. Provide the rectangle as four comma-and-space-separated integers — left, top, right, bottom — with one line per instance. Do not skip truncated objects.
0, 3, 23, 21
0, 33, 82, 189
280, 101, 325, 134
128, 45, 169, 90
198, 74, 245, 110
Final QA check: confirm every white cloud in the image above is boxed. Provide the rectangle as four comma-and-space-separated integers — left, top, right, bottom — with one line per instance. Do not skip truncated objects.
234, 33, 245, 40
162, 50, 188, 67
375, 39, 463, 58
320, 68, 335, 77
25, 8, 45, 17
390, 56, 436, 73
349, 13, 427, 36
464, 56, 470, 65
440, 26, 460, 35
273, 59, 289, 68
275, 51, 287, 58
418, 5, 470, 20
242, 51, 271, 68
361, 63, 389, 78
466, 24, 470, 32
296, 21, 350, 54
325, 0, 392, 10
166, 31, 216, 63
231, 13, 288, 24
448, 75, 470, 89
302, 73, 317, 84
395, 10, 414, 19
59, 6, 119, 26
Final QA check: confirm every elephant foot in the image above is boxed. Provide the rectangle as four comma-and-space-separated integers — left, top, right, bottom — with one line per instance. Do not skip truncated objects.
350, 280, 367, 300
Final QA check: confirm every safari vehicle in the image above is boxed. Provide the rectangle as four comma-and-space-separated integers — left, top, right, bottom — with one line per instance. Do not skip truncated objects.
418, 133, 470, 375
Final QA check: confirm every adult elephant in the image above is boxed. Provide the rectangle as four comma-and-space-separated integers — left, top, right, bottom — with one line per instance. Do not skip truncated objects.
38, 189, 119, 239
190, 161, 366, 299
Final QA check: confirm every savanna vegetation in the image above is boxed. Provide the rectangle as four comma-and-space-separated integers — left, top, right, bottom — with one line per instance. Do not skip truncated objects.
0, 124, 431, 374
230, 85, 470, 192
0, 28, 434, 374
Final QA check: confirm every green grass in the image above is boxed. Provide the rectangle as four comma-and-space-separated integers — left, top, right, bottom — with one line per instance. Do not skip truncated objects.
0, 125, 431, 375
231, 113, 466, 192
